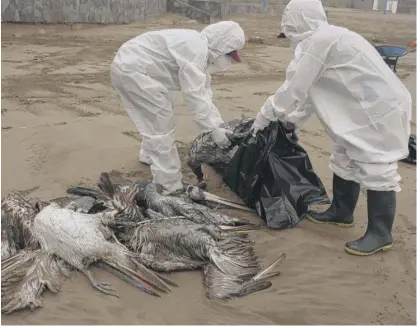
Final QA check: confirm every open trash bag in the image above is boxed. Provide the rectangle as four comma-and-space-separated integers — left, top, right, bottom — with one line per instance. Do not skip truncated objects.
222, 120, 330, 229
400, 135, 416, 165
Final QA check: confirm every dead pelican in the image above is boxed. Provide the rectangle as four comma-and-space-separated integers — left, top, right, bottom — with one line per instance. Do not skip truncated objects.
77, 177, 279, 300
67, 173, 255, 228
1, 194, 177, 314
32, 202, 174, 297
187, 117, 254, 187
142, 182, 254, 227
2, 249, 72, 314
203, 253, 286, 300
1, 193, 42, 253
2, 172, 280, 311
1, 218, 17, 261
121, 216, 284, 301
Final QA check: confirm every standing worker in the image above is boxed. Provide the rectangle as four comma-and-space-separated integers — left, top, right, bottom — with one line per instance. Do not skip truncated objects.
251, 0, 412, 256
111, 21, 245, 194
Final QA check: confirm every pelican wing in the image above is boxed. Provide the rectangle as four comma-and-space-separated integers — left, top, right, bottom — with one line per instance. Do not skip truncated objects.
1, 250, 71, 314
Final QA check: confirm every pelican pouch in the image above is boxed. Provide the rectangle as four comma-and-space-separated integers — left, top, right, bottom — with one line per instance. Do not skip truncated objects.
222, 120, 330, 229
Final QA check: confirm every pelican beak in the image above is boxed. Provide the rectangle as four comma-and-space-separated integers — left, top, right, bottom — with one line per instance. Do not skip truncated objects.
186, 185, 255, 212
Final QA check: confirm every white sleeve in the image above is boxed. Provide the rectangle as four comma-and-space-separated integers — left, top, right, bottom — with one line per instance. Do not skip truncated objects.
177, 62, 220, 133
260, 46, 325, 122
285, 98, 314, 127
168, 34, 223, 133
205, 72, 214, 99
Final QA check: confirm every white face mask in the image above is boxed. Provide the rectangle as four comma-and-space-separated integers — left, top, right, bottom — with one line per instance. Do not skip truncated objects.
208, 55, 233, 74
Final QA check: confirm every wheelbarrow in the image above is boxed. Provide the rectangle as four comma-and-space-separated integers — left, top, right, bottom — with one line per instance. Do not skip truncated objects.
374, 45, 416, 72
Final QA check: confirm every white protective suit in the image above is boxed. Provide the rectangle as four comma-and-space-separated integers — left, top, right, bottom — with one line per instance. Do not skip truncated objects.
256, 0, 412, 192
111, 21, 245, 192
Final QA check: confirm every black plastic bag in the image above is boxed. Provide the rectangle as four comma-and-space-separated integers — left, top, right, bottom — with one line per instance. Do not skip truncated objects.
223, 120, 330, 229
400, 135, 416, 165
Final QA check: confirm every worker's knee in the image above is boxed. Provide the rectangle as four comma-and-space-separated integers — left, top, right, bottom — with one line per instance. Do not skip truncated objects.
357, 161, 401, 192
329, 153, 401, 192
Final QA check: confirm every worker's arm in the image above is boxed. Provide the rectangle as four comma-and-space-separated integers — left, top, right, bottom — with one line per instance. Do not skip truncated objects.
167, 38, 219, 133
205, 72, 214, 99
285, 98, 315, 127
168, 36, 223, 133
260, 43, 326, 122
176, 59, 220, 133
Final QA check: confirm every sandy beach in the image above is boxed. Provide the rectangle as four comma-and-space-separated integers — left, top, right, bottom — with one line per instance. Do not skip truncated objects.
1, 8, 416, 324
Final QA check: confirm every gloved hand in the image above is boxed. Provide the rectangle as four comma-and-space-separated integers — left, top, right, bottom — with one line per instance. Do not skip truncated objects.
211, 127, 232, 149
251, 112, 271, 136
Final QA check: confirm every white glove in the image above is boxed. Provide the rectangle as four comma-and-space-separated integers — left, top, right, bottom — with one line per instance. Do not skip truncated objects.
251, 112, 271, 136
211, 127, 232, 149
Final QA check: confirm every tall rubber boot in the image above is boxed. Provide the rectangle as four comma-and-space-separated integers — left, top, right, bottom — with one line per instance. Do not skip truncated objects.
307, 174, 360, 227
344, 190, 395, 256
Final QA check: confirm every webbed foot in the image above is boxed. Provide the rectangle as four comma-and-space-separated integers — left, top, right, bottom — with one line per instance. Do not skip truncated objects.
82, 269, 119, 297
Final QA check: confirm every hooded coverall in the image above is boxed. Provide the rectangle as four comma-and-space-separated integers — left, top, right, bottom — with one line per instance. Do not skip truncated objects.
111, 21, 245, 193
251, 0, 412, 255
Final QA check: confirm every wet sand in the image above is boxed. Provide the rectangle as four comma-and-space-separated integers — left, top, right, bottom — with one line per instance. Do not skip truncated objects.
1, 9, 416, 325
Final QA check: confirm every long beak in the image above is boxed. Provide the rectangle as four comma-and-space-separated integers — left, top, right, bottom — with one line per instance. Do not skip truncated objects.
131, 259, 178, 290
97, 262, 161, 297
252, 253, 286, 281
186, 185, 255, 212
219, 224, 263, 231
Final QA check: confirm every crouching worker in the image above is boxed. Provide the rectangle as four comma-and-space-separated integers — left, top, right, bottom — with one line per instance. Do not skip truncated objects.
111, 21, 245, 194
251, 0, 412, 256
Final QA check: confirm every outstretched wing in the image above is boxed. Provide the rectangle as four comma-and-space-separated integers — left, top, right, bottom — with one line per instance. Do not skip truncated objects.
1, 193, 40, 252
1, 249, 72, 314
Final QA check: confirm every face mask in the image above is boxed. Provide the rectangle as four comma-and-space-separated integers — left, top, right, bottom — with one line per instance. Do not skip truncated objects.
208, 55, 233, 73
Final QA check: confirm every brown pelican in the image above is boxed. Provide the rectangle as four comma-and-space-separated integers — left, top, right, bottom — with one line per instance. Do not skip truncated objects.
203, 253, 286, 300
187, 117, 254, 188
2, 249, 72, 314
67, 172, 256, 227
32, 202, 174, 297
1, 218, 17, 261
1, 193, 42, 254
117, 216, 285, 300
1, 193, 176, 314
142, 182, 254, 226
120, 217, 255, 271
68, 175, 280, 300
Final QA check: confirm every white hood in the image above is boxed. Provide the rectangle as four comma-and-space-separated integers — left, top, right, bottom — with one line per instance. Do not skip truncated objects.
281, 0, 328, 47
201, 21, 246, 64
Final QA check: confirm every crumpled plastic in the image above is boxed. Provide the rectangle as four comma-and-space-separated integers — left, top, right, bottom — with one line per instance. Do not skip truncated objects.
222, 120, 330, 229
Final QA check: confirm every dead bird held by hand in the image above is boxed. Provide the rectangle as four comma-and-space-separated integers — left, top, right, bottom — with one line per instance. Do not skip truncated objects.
187, 117, 254, 188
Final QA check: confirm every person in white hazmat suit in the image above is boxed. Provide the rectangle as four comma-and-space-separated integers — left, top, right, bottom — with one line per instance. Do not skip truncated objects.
111, 21, 245, 194
251, 0, 412, 256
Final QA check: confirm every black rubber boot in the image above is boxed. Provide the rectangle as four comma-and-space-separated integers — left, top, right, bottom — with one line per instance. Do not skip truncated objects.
307, 174, 360, 227
344, 190, 395, 256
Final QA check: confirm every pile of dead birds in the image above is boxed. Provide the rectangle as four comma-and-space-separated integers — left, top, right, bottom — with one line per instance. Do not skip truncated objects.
1, 173, 286, 315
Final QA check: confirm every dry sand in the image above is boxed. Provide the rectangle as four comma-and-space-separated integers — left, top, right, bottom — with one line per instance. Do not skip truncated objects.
1, 9, 416, 325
